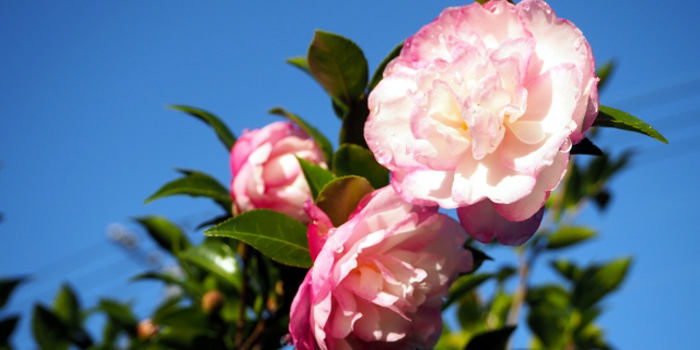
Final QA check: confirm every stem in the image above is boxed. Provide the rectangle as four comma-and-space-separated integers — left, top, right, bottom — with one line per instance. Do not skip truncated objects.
239, 321, 265, 350
507, 249, 530, 327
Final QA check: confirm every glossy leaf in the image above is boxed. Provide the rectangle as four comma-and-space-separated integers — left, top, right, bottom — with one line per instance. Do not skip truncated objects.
368, 42, 403, 91
269, 107, 334, 164
333, 143, 389, 189
546, 226, 597, 250
594, 106, 668, 143
134, 216, 191, 254
180, 240, 243, 290
297, 157, 336, 200
286, 56, 311, 75
145, 169, 232, 212
551, 259, 582, 282
464, 326, 516, 350
464, 246, 492, 274
167, 105, 236, 151
205, 209, 312, 268
315, 176, 374, 227
307, 30, 368, 105
0, 316, 19, 346
443, 274, 493, 310
526, 285, 571, 348
0, 277, 25, 310
570, 138, 603, 156
32, 305, 69, 350
53, 284, 81, 329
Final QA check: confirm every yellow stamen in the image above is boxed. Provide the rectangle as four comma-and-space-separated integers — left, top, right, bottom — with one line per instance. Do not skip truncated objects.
461, 122, 469, 131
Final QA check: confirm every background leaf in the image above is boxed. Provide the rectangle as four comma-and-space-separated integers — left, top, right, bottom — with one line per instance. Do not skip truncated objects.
297, 157, 336, 200
167, 105, 236, 151
145, 169, 232, 213
205, 210, 312, 268
570, 138, 603, 156
180, 240, 243, 290
285, 56, 311, 75
573, 258, 632, 310
53, 284, 81, 329
0, 316, 19, 346
594, 106, 668, 143
307, 30, 368, 105
269, 107, 334, 164
134, 216, 191, 254
546, 226, 597, 250
333, 143, 389, 189
32, 305, 69, 350
464, 326, 516, 350
315, 176, 374, 227
443, 274, 493, 310
0, 278, 25, 310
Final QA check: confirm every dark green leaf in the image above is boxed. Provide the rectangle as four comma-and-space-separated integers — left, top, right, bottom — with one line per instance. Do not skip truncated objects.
487, 291, 513, 330
368, 42, 403, 91
333, 143, 389, 189
180, 240, 243, 290
269, 107, 334, 164
464, 326, 516, 350
32, 305, 69, 350
593, 190, 611, 211
97, 299, 138, 336
594, 106, 668, 143
571, 138, 603, 156
286, 56, 311, 75
338, 96, 370, 147
196, 214, 231, 231
546, 226, 597, 250
132, 272, 203, 298
53, 284, 81, 329
443, 274, 493, 310
456, 292, 482, 329
205, 209, 312, 268
145, 169, 232, 213
307, 30, 368, 105
527, 304, 569, 347
154, 306, 209, 329
134, 216, 191, 254
596, 60, 616, 92
573, 257, 632, 310
0, 278, 25, 310
495, 265, 517, 284
297, 157, 336, 200
315, 176, 374, 227
167, 105, 236, 151
0, 316, 19, 346
464, 246, 492, 274
551, 259, 582, 282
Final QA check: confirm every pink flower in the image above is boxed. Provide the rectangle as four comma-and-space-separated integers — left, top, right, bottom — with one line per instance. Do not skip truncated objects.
364, 0, 598, 245
230, 121, 326, 222
289, 186, 473, 350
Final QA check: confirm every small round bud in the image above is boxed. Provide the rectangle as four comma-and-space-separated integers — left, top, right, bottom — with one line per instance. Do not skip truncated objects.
201, 290, 224, 314
137, 318, 158, 339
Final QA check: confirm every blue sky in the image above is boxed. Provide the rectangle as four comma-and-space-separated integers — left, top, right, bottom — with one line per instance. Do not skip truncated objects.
1, 1, 699, 348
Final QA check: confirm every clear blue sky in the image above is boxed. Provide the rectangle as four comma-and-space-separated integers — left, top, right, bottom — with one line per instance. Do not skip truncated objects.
1, 1, 699, 348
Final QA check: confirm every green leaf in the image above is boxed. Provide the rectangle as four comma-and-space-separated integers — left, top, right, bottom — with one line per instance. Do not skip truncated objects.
315, 176, 374, 227
286, 56, 311, 75
145, 169, 232, 212
573, 257, 632, 310
443, 274, 493, 310
596, 60, 616, 92
464, 326, 516, 350
53, 284, 81, 329
368, 42, 403, 91
153, 306, 209, 329
180, 240, 243, 290
205, 209, 312, 268
551, 259, 582, 282
333, 143, 389, 189
132, 272, 203, 298
0, 278, 25, 310
96, 300, 138, 337
570, 138, 603, 156
487, 291, 513, 330
546, 226, 597, 250
594, 106, 668, 143
464, 246, 492, 274
307, 30, 368, 105
0, 316, 19, 346
167, 105, 236, 151
32, 305, 69, 350
134, 216, 191, 254
269, 107, 334, 164
297, 157, 336, 200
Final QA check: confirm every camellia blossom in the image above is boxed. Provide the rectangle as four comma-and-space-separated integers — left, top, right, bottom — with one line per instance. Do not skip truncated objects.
364, 0, 599, 245
289, 186, 473, 350
230, 121, 326, 222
